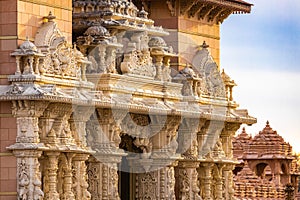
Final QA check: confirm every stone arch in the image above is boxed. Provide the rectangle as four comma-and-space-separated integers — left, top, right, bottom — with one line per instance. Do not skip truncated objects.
255, 162, 269, 178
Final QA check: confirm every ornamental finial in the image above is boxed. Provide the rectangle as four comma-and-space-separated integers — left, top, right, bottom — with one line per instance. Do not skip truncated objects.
200, 41, 209, 49
44, 11, 56, 22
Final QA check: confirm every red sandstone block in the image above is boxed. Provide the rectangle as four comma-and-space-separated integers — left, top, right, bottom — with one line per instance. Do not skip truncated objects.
0, 129, 9, 140
0, 101, 12, 114
0, 180, 17, 192
0, 51, 14, 63
0, 156, 16, 168
8, 167, 16, 179
0, 118, 16, 129
8, 129, 16, 141
0, 0, 17, 12
0, 23, 17, 35
0, 40, 17, 51
32, 4, 41, 16
0, 168, 8, 180
0, 62, 17, 75
3, 12, 17, 24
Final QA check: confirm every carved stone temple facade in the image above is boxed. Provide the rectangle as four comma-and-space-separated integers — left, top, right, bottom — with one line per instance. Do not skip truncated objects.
233, 122, 300, 199
0, 0, 256, 199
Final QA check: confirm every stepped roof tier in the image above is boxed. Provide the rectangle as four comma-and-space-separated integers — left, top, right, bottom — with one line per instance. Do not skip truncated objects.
233, 122, 300, 199
247, 121, 294, 159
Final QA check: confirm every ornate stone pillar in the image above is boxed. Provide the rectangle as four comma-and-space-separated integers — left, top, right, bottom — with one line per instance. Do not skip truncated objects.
7, 100, 49, 200
212, 164, 224, 200
134, 161, 177, 200
59, 153, 76, 200
87, 155, 122, 200
154, 55, 163, 81
220, 122, 240, 200
201, 163, 214, 200
222, 164, 235, 200
98, 44, 107, 73
72, 154, 91, 200
86, 108, 127, 200
175, 118, 204, 200
13, 151, 44, 200
44, 152, 60, 200
175, 161, 201, 200
132, 115, 181, 200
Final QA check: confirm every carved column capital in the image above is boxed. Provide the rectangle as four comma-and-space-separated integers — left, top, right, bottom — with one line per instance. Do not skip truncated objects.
12, 100, 49, 117
221, 122, 241, 136
150, 115, 181, 159
220, 122, 241, 158
9, 101, 49, 145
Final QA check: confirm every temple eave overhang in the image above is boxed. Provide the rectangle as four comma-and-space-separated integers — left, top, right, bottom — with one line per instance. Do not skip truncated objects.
177, 0, 251, 23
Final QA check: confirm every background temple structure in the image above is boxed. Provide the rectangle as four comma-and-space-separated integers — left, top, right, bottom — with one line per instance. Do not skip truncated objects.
233, 122, 300, 199
3, 0, 297, 200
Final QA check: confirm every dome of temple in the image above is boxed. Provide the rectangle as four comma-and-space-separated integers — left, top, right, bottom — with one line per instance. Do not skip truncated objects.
20, 38, 38, 52
148, 37, 167, 47
84, 25, 110, 37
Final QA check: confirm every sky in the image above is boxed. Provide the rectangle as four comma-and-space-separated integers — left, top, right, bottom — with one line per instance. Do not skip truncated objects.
220, 0, 300, 152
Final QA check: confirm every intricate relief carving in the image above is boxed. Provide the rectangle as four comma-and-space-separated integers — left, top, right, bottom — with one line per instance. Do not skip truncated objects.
167, 167, 176, 200
137, 172, 158, 199
187, 42, 226, 98
57, 153, 75, 199
40, 43, 84, 79
87, 158, 121, 200
178, 118, 202, 159
44, 152, 60, 200
87, 161, 101, 200
175, 163, 201, 200
72, 154, 91, 200
166, 0, 176, 16
212, 138, 226, 159
18, 159, 30, 199
121, 113, 151, 137
121, 48, 155, 77
179, 169, 190, 199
